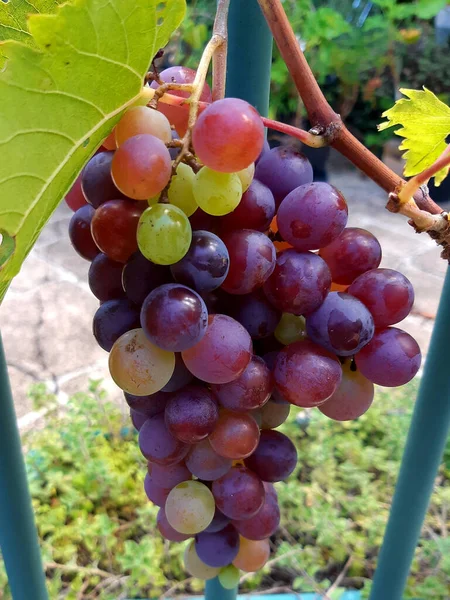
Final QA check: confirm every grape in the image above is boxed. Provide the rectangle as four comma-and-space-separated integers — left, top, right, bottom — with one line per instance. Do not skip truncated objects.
221, 230, 276, 295
306, 292, 375, 356
144, 472, 171, 507
263, 481, 278, 502
81, 151, 124, 208
124, 391, 168, 417
65, 174, 87, 211
273, 340, 342, 407
150, 461, 191, 488
211, 356, 273, 412
102, 130, 117, 150
151, 66, 212, 102
68, 205, 100, 261
166, 481, 215, 534
189, 208, 220, 233
137, 204, 192, 265
348, 268, 414, 328
115, 106, 172, 146
166, 163, 198, 217
171, 231, 230, 293
260, 401, 290, 429
232, 495, 280, 540
192, 98, 264, 172
165, 385, 219, 444
157, 507, 191, 542
263, 250, 331, 315
232, 537, 270, 572
277, 182, 348, 251
261, 351, 289, 405
91, 199, 144, 263
319, 361, 374, 421
255, 146, 313, 206
274, 313, 307, 345
244, 430, 297, 482
256, 139, 270, 164
193, 168, 242, 216
186, 440, 232, 481
122, 251, 172, 306
88, 253, 125, 301
139, 413, 189, 465
93, 299, 140, 352
184, 540, 220, 580
213, 466, 265, 519
237, 163, 255, 192
355, 327, 421, 387
209, 411, 260, 460
220, 179, 275, 233
141, 284, 208, 352
161, 354, 194, 392
109, 329, 175, 395
195, 524, 240, 568
219, 565, 241, 590
130, 408, 147, 431
204, 507, 231, 533
182, 315, 252, 384
319, 227, 382, 285
230, 291, 280, 339
111, 134, 172, 200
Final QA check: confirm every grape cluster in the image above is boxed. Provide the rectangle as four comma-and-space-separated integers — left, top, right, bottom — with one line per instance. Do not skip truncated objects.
66, 65, 421, 586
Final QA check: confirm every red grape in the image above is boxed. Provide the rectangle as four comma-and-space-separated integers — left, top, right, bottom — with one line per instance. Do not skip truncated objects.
186, 440, 232, 481
232, 494, 280, 540
212, 466, 265, 520
220, 179, 275, 232
209, 411, 260, 460
68, 205, 100, 261
88, 253, 125, 301
244, 430, 297, 482
165, 385, 219, 444
81, 151, 124, 208
65, 174, 87, 211
150, 461, 191, 488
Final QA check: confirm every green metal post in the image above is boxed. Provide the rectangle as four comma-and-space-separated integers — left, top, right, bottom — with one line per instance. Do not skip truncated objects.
0, 335, 49, 600
204, 3, 272, 599
370, 267, 450, 600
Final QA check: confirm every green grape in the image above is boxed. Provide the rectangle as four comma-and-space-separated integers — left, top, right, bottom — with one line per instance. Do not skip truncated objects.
137, 204, 192, 265
274, 313, 307, 345
166, 481, 215, 534
108, 328, 175, 395
219, 565, 240, 589
184, 540, 221, 580
193, 167, 242, 216
237, 162, 255, 192
168, 163, 198, 217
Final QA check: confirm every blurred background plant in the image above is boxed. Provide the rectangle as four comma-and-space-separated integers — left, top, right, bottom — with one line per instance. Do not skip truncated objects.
0, 381, 447, 599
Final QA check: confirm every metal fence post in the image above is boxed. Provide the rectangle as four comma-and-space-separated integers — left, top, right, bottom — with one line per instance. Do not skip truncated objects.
204, 1, 272, 598
370, 267, 450, 599
0, 334, 49, 599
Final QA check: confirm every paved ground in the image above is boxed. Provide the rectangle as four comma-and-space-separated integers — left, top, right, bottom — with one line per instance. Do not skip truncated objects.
1, 154, 445, 429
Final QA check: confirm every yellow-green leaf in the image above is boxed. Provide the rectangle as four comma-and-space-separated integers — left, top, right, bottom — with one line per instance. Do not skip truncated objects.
0, 0, 186, 303
379, 87, 450, 186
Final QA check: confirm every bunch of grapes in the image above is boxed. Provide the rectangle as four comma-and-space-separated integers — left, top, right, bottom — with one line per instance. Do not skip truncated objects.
66, 65, 421, 587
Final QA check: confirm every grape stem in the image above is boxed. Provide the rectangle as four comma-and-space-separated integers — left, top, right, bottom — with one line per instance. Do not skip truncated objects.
261, 117, 326, 148
256, 0, 450, 258
212, 0, 230, 102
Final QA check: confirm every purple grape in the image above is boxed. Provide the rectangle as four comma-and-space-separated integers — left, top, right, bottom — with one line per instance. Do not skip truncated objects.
171, 230, 229, 293
232, 494, 280, 540
255, 139, 270, 165
195, 524, 240, 568
255, 146, 313, 206
244, 430, 297, 482
221, 229, 276, 295
93, 298, 140, 351
220, 179, 275, 232
157, 507, 191, 542
140, 284, 208, 351
130, 409, 147, 431
263, 250, 331, 315
230, 291, 280, 339
204, 507, 231, 533
68, 205, 100, 261
81, 151, 124, 208
261, 351, 289, 404
122, 251, 172, 306
211, 356, 273, 412
139, 413, 190, 465
88, 253, 125, 301
348, 268, 414, 328
186, 440, 232, 481
144, 473, 171, 507
149, 462, 191, 488
160, 354, 194, 392
165, 385, 219, 444
355, 327, 421, 387
169, 130, 181, 161
277, 182, 348, 251
306, 292, 375, 356
124, 391, 168, 416
212, 466, 265, 520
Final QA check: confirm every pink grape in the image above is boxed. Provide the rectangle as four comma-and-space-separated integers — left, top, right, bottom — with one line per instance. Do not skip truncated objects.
212, 466, 265, 520
319, 361, 374, 421
165, 385, 219, 444
209, 411, 260, 460
185, 440, 232, 481
244, 430, 297, 482
138, 413, 189, 465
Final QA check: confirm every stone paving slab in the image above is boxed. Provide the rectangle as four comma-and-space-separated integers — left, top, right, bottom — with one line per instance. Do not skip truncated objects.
0, 162, 446, 428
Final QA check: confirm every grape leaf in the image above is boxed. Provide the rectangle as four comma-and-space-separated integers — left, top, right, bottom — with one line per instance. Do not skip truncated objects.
0, 0, 186, 302
379, 87, 450, 186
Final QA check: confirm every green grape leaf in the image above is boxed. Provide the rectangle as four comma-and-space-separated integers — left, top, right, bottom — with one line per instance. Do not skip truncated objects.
0, 0, 186, 303
379, 87, 450, 186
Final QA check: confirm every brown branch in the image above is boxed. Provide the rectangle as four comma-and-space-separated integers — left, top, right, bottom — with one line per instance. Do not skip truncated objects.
256, 0, 443, 217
